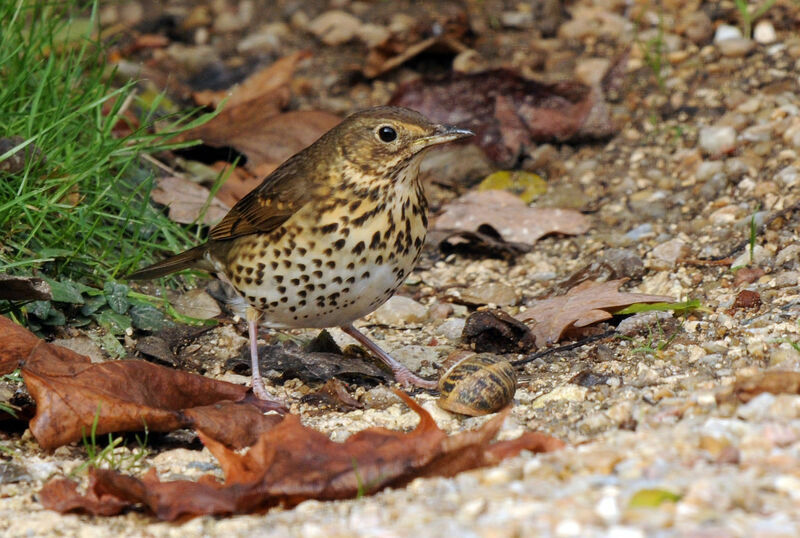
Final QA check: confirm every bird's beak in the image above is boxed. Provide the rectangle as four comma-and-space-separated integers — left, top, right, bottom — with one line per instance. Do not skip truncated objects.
414, 125, 474, 150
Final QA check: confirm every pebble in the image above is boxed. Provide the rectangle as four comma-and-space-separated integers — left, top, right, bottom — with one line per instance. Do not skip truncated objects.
753, 20, 777, 45
731, 245, 769, 267
435, 318, 466, 341
714, 24, 742, 43
694, 161, 723, 181
307, 10, 362, 45
574, 58, 611, 87
737, 392, 776, 421
357, 23, 390, 48
718, 38, 755, 58
370, 296, 428, 325
775, 165, 799, 187
683, 12, 713, 44
172, 289, 221, 320
458, 282, 519, 307
389, 345, 439, 376
775, 244, 800, 267
625, 223, 654, 241
699, 126, 737, 154
531, 385, 588, 408
648, 238, 688, 269
51, 336, 105, 363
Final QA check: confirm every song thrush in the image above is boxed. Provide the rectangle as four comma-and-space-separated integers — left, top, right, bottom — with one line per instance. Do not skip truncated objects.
128, 106, 473, 405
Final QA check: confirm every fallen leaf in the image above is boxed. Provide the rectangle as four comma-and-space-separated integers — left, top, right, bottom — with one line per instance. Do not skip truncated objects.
628, 488, 682, 508
40, 391, 564, 519
150, 175, 230, 225
175, 109, 341, 175
729, 290, 761, 312
0, 275, 52, 301
299, 378, 364, 410
390, 69, 616, 166
364, 35, 467, 78
192, 51, 310, 109
0, 316, 282, 450
434, 224, 533, 260
210, 162, 263, 208
516, 279, 674, 347
433, 190, 590, 245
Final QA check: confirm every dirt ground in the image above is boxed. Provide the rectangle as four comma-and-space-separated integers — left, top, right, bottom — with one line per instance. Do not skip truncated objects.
3, 0, 800, 536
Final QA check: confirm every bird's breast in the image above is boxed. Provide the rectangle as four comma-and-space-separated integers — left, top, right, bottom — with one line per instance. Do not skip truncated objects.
222, 185, 427, 329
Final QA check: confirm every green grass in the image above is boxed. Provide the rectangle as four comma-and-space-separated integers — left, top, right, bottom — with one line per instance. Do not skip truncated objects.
0, 1, 212, 286
734, 0, 779, 38
73, 404, 150, 476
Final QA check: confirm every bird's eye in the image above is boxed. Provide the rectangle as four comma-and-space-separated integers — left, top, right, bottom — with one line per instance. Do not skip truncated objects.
377, 125, 397, 143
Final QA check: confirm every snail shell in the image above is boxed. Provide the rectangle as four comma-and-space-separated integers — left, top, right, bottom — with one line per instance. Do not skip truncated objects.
437, 354, 517, 416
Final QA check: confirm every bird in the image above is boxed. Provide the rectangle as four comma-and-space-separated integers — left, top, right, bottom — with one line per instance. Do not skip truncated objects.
128, 106, 473, 407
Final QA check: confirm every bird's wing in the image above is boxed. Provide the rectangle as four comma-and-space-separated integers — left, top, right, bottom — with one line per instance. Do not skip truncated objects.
209, 153, 322, 241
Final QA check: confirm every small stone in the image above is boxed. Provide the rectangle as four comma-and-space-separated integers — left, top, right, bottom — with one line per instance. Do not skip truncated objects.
775, 271, 799, 287
500, 10, 534, 29
709, 205, 742, 225
390, 345, 439, 377
357, 23, 390, 48
362, 385, 402, 409
531, 384, 587, 408
435, 318, 466, 341
714, 24, 743, 43
237, 23, 290, 53
452, 49, 488, 74
718, 38, 755, 58
694, 161, 724, 181
308, 10, 362, 46
370, 296, 428, 325
574, 57, 611, 87
776, 244, 800, 267
683, 12, 713, 44
173, 289, 221, 320
731, 245, 769, 267
0, 463, 31, 484
737, 391, 776, 421
753, 20, 777, 44
775, 165, 799, 187
648, 238, 688, 269
458, 282, 519, 307
52, 336, 105, 363
699, 125, 737, 154
213, 11, 245, 33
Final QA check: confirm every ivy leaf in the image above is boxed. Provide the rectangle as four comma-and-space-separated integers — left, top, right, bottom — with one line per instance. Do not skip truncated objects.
103, 282, 130, 314
40, 307, 66, 326
93, 310, 131, 335
129, 304, 172, 332
80, 295, 107, 316
29, 300, 52, 319
41, 277, 85, 304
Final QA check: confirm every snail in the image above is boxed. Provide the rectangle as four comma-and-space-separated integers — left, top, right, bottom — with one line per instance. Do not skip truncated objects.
437, 354, 517, 416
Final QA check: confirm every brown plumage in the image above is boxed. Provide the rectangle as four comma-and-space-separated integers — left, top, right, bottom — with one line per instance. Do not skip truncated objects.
128, 106, 473, 405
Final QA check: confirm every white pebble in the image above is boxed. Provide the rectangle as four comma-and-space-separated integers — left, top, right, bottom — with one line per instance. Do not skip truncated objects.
714, 24, 742, 43
699, 126, 737, 154
753, 20, 777, 44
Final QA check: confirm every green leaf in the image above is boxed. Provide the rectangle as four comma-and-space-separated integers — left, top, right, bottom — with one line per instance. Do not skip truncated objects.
81, 295, 107, 316
92, 310, 131, 335
129, 304, 172, 332
40, 307, 66, 326
628, 488, 682, 508
614, 299, 703, 315
93, 331, 126, 358
28, 300, 52, 319
103, 282, 130, 314
41, 277, 85, 304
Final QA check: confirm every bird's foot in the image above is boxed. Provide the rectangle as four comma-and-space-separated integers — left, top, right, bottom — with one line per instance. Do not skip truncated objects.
340, 323, 438, 391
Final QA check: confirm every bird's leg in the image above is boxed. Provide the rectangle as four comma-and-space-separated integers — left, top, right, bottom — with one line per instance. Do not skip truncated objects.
246, 307, 276, 401
340, 323, 438, 389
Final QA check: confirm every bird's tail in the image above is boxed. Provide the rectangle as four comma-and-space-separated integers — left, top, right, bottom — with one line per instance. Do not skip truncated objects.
127, 245, 209, 280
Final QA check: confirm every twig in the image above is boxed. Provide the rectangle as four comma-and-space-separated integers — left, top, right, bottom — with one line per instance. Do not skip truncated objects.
510, 329, 616, 368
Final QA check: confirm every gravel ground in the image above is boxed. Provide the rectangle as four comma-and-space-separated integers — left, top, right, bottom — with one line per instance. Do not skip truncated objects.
3, 0, 800, 536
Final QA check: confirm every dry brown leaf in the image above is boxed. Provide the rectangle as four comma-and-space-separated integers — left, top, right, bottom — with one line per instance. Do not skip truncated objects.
433, 190, 590, 245
39, 391, 564, 520
390, 69, 616, 166
0, 316, 282, 450
515, 279, 674, 347
150, 175, 230, 225
364, 35, 467, 78
193, 51, 311, 108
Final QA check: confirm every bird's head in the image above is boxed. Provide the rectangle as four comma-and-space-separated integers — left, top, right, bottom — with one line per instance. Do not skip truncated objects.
332, 106, 473, 176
